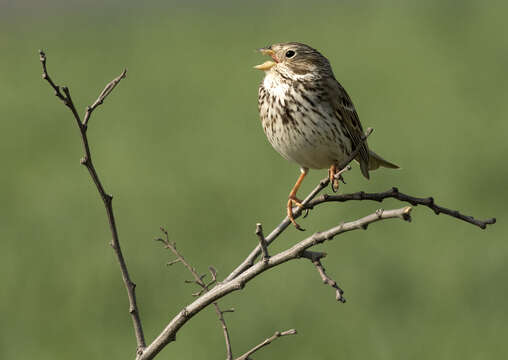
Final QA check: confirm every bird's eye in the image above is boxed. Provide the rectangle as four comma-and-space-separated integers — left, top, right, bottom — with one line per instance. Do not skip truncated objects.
285, 50, 295, 58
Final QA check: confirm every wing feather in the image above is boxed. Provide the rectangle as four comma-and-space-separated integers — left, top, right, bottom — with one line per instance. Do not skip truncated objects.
325, 77, 370, 178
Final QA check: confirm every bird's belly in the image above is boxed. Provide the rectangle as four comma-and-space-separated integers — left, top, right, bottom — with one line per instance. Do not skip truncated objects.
261, 103, 352, 169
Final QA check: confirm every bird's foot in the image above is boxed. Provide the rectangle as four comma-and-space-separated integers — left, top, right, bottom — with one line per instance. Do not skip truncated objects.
287, 196, 306, 231
329, 164, 349, 192
329, 165, 341, 192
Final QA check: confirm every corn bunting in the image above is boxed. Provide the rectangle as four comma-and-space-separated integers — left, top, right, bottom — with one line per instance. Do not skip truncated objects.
255, 42, 398, 230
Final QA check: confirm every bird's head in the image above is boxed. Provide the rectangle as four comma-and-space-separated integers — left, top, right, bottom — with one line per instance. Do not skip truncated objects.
254, 42, 332, 79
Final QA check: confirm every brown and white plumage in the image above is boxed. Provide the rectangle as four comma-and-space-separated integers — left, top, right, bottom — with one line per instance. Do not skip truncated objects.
255, 42, 398, 229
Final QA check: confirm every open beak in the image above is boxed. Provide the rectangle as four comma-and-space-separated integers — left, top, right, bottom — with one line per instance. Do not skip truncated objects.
254, 48, 277, 71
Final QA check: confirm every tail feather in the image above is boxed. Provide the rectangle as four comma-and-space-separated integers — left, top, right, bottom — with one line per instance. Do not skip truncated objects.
357, 150, 399, 179
368, 150, 399, 170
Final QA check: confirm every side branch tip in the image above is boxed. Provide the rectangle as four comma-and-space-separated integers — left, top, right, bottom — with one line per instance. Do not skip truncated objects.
308, 188, 494, 229
255, 223, 269, 262
302, 251, 345, 303
235, 329, 297, 360
83, 68, 127, 127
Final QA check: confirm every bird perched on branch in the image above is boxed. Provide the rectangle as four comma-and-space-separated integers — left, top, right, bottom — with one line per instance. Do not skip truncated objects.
255, 42, 398, 230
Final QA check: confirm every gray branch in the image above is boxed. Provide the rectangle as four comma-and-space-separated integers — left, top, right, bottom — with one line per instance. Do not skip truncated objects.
255, 223, 269, 262
138, 207, 413, 360
156, 229, 233, 359
234, 329, 297, 360
306, 187, 496, 229
301, 251, 345, 303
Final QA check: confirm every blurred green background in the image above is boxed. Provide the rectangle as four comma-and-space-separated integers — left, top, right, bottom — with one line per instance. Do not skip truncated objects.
1, 1, 507, 359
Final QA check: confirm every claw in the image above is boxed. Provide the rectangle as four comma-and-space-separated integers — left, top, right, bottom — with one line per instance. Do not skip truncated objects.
329, 164, 340, 192
292, 196, 305, 209
332, 179, 340, 192
287, 197, 306, 231
286, 168, 309, 231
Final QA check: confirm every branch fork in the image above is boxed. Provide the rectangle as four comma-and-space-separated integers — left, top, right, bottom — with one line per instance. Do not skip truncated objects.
39, 50, 145, 353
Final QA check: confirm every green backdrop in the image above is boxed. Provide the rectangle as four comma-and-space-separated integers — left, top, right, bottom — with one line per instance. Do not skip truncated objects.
1, 1, 506, 359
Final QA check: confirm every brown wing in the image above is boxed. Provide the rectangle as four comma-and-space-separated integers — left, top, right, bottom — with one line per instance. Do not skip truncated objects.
325, 77, 371, 179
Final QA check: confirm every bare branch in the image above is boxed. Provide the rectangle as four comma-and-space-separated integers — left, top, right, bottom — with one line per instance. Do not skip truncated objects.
156, 228, 233, 359
306, 187, 496, 230
39, 50, 66, 102
206, 267, 219, 290
157, 228, 206, 287
138, 207, 413, 360
167, 259, 181, 266
214, 304, 234, 360
303, 253, 345, 303
255, 223, 269, 262
39, 50, 145, 353
209, 266, 218, 282
83, 69, 127, 128
235, 329, 297, 360
300, 250, 327, 262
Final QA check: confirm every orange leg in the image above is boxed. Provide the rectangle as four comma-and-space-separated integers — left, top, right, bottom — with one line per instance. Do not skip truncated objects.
329, 164, 340, 192
287, 167, 308, 231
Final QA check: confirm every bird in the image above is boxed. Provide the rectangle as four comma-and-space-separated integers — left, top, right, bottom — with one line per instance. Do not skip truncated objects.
255, 42, 399, 230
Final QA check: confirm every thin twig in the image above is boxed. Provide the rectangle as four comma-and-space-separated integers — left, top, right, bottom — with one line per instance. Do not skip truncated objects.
234, 329, 297, 360
39, 50, 66, 102
157, 228, 204, 286
307, 187, 496, 230
214, 304, 234, 360
167, 259, 181, 266
156, 228, 233, 359
255, 224, 269, 262
301, 252, 345, 303
39, 50, 146, 353
83, 69, 127, 128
